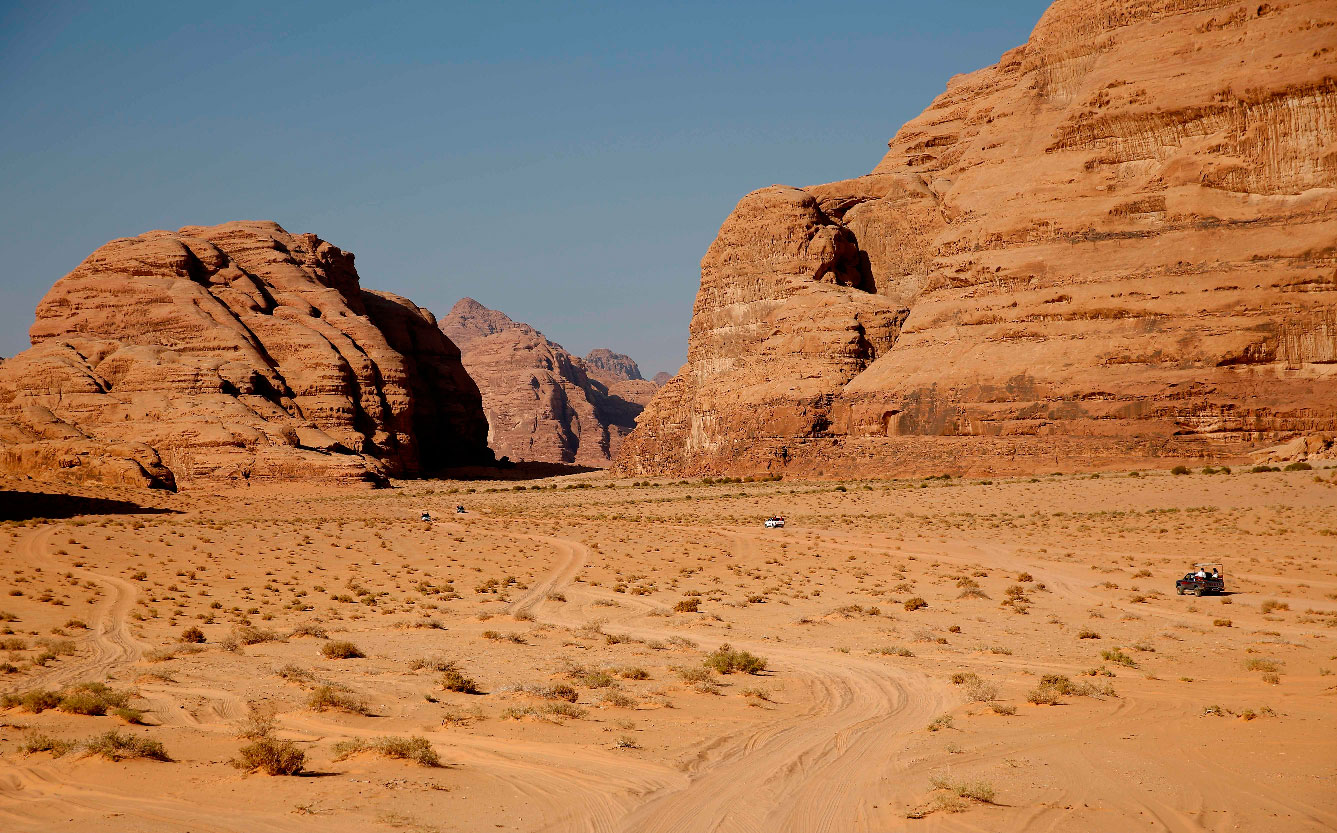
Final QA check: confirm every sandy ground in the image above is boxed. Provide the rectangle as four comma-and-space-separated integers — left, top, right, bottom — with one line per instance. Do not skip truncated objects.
0, 466, 1335, 832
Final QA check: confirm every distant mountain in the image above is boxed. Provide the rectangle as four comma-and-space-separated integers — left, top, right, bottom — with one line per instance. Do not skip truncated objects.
441, 299, 645, 466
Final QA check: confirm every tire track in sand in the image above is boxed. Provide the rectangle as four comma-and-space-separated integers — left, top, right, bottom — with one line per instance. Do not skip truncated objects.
9, 526, 144, 691
493, 524, 949, 833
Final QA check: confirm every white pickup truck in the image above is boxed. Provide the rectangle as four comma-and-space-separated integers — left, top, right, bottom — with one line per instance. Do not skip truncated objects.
764, 516, 785, 529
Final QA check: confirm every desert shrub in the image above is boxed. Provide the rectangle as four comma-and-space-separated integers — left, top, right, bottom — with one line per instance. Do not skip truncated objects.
564, 665, 615, 688
618, 666, 650, 680
703, 644, 767, 675
1251, 465, 1279, 473
1244, 658, 1282, 673
85, 729, 169, 761
531, 683, 579, 702
674, 666, 714, 684
288, 623, 328, 639
234, 737, 306, 775
875, 645, 915, 657
926, 714, 954, 732
673, 599, 700, 613
1077, 629, 1100, 639
441, 668, 481, 694
179, 626, 206, 644
1026, 685, 1061, 705
1259, 600, 1289, 614
409, 656, 458, 673
20, 732, 75, 757
962, 678, 998, 702
904, 597, 928, 611
1100, 649, 1137, 667
949, 672, 981, 686
5, 689, 62, 713
321, 640, 364, 659
307, 685, 369, 714
600, 689, 638, 708
376, 736, 442, 767
1213, 618, 1232, 627
58, 682, 132, 716
989, 702, 1017, 716
274, 664, 317, 685
1171, 465, 1190, 475
929, 775, 996, 803
1284, 461, 1312, 471
234, 625, 279, 645
540, 702, 586, 719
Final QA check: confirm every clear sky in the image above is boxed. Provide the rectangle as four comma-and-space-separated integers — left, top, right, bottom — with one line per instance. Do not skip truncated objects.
0, 0, 1051, 376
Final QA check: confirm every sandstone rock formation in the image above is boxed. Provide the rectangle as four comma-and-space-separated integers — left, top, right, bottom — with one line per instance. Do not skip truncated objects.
584, 349, 660, 407
618, 0, 1337, 477
441, 299, 646, 466
0, 222, 493, 488
651, 371, 674, 387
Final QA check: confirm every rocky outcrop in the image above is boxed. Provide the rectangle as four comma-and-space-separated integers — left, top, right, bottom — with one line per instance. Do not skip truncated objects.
617, 0, 1337, 477
651, 371, 674, 386
584, 349, 660, 407
0, 222, 493, 488
441, 299, 644, 466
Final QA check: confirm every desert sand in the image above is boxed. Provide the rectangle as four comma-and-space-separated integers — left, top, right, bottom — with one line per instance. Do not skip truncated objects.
1, 466, 1335, 832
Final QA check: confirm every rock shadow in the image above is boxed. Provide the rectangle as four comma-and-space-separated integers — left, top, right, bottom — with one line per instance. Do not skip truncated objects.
0, 491, 180, 522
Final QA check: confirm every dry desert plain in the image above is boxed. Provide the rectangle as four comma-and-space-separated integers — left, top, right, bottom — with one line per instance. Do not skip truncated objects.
1, 467, 1335, 832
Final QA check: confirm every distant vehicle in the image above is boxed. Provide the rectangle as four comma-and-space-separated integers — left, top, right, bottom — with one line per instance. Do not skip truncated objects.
1175, 562, 1225, 596
455, 505, 466, 514
764, 516, 785, 529
420, 511, 432, 522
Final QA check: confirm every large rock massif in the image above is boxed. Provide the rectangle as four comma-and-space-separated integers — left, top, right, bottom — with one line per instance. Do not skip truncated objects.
617, 0, 1337, 477
440, 299, 646, 466
0, 222, 493, 489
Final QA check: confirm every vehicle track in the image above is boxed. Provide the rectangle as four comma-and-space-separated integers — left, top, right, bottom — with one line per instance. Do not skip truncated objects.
8, 526, 145, 691
493, 523, 949, 832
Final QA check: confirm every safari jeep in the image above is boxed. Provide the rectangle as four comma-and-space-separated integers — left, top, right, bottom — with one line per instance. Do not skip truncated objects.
1175, 563, 1226, 596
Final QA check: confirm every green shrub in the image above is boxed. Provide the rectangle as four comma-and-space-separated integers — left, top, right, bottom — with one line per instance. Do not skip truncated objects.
1284, 461, 1312, 471
1171, 465, 1190, 475
1100, 648, 1137, 667
703, 644, 767, 675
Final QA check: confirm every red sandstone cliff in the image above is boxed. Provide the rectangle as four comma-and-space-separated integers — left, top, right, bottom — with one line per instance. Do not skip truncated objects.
617, 0, 1337, 477
0, 222, 493, 488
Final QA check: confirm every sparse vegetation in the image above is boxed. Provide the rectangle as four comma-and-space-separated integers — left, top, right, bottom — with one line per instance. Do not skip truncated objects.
320, 640, 364, 659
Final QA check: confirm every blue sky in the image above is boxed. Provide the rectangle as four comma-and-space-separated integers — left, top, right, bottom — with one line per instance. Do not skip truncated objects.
0, 0, 1050, 375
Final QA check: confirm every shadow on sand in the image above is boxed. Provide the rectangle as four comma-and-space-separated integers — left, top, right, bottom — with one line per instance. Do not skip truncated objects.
0, 491, 181, 522
432, 461, 602, 482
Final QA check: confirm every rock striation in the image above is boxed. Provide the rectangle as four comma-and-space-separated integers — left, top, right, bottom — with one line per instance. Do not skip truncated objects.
617, 0, 1337, 477
441, 299, 645, 466
0, 222, 493, 488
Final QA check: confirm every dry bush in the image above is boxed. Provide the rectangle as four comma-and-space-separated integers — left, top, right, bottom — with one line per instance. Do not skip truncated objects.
874, 645, 915, 657
618, 666, 650, 680
673, 599, 700, 613
234, 626, 280, 646
703, 644, 767, 675
335, 736, 441, 767
1243, 657, 1283, 673
20, 732, 75, 757
441, 668, 481, 694
85, 729, 169, 761
321, 640, 364, 659
904, 597, 928, 611
234, 737, 306, 775
529, 683, 579, 702
288, 623, 328, 639
307, 685, 369, 714
179, 626, 206, 644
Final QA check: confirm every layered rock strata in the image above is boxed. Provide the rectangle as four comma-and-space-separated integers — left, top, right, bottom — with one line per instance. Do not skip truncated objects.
441, 299, 644, 466
0, 222, 493, 488
617, 0, 1337, 477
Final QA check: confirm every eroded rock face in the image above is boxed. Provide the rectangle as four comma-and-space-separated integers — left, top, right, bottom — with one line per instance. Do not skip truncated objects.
0, 221, 492, 488
441, 299, 644, 466
617, 0, 1337, 477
